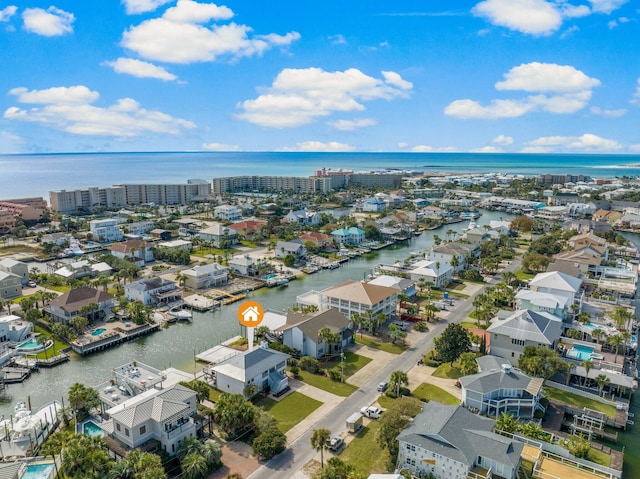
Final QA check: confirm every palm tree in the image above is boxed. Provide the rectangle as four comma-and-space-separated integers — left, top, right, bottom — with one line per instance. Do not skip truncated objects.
181, 452, 209, 479
581, 360, 593, 388
495, 412, 519, 434
501, 271, 516, 287
389, 370, 409, 397
310, 428, 331, 469
595, 374, 610, 397
591, 328, 606, 345
607, 334, 625, 363
612, 306, 633, 331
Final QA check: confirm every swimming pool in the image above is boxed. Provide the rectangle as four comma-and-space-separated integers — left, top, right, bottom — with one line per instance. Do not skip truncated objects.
83, 420, 104, 438
263, 273, 278, 280
24, 463, 55, 479
566, 344, 595, 361
17, 339, 41, 350
91, 328, 106, 336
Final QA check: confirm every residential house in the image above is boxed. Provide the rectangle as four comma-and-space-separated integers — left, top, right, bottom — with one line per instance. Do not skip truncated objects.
214, 204, 242, 222
182, 263, 228, 289
208, 345, 289, 396
515, 289, 570, 319
424, 243, 479, 273
362, 197, 386, 212
396, 401, 523, 479
90, 219, 124, 243
464, 227, 490, 246
331, 227, 365, 245
407, 260, 453, 288
157, 239, 193, 252
552, 250, 602, 276
460, 356, 544, 419
0, 315, 33, 365
275, 239, 307, 260
422, 205, 444, 219
108, 239, 154, 266
228, 254, 268, 277
0, 259, 28, 284
123, 221, 154, 237
54, 260, 113, 280
592, 209, 622, 223
529, 271, 583, 310
278, 308, 353, 358
318, 280, 398, 320
0, 271, 23, 299
125, 278, 180, 306
229, 219, 267, 239
487, 309, 563, 365
102, 384, 198, 456
47, 287, 115, 324
198, 223, 237, 248
300, 232, 333, 249
366, 275, 418, 298
41, 232, 74, 246
150, 229, 173, 241
283, 209, 320, 226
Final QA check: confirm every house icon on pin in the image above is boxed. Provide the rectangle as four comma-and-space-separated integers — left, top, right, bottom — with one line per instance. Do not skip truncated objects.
242, 306, 260, 323
238, 301, 264, 327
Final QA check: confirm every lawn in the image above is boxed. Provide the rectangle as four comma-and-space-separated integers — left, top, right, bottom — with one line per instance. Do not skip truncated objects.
321, 352, 372, 379
256, 392, 322, 433
31, 326, 69, 360
208, 387, 223, 402
460, 320, 478, 329
588, 447, 611, 467
544, 386, 617, 418
294, 370, 358, 397
412, 383, 459, 405
515, 269, 535, 281
355, 336, 406, 355
339, 421, 390, 476
432, 362, 464, 380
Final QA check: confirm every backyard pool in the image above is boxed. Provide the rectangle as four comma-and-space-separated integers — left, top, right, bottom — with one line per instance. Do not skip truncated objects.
83, 420, 105, 438
566, 344, 598, 361
263, 273, 278, 280
91, 328, 107, 337
24, 463, 55, 479
16, 337, 52, 353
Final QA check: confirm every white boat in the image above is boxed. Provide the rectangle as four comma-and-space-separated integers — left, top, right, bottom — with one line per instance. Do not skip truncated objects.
167, 306, 192, 321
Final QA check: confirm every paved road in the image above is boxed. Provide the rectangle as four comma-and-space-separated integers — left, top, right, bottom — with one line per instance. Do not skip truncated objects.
248, 258, 523, 479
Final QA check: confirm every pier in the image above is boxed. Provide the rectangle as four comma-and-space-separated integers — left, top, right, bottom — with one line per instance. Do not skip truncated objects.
70, 322, 160, 356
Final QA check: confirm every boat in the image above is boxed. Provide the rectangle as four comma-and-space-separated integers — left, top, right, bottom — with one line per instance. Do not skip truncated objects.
167, 306, 192, 321
328, 262, 340, 270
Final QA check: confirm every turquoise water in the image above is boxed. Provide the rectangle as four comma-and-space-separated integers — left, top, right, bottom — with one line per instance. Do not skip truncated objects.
91, 328, 106, 337
566, 344, 595, 361
583, 323, 603, 331
24, 463, 55, 479
264, 273, 278, 280
83, 420, 104, 438
17, 339, 40, 350
2, 151, 640, 199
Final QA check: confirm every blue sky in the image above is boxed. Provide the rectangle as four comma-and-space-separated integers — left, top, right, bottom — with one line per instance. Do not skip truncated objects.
1, 0, 639, 154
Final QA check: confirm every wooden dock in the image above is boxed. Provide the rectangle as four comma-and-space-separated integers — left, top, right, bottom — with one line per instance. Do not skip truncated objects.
1, 366, 31, 383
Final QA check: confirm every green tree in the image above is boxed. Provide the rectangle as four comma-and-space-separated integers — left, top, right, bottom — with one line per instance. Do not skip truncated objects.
495, 412, 519, 434
517, 346, 570, 380
320, 457, 355, 479
252, 425, 287, 459
388, 324, 407, 345
310, 428, 331, 468
459, 352, 478, 376
607, 334, 625, 363
388, 370, 409, 397
595, 374, 610, 396
581, 360, 593, 387
376, 409, 409, 463
212, 393, 257, 439
318, 327, 341, 355
180, 380, 211, 402
180, 452, 209, 479
62, 435, 113, 479
67, 383, 100, 417
434, 323, 471, 366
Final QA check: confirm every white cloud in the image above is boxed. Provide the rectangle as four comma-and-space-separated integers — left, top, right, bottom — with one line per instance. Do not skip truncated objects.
560, 25, 580, 38
522, 133, 622, 152
492, 134, 514, 145
202, 142, 240, 151
471, 145, 503, 153
277, 141, 356, 152
122, 0, 173, 15
590, 106, 627, 117
104, 57, 178, 81
629, 144, 640, 152
22, 6, 74, 36
0, 130, 24, 154
410, 145, 458, 152
445, 62, 599, 119
121, 0, 299, 64
4, 85, 196, 138
0, 5, 17, 22
327, 118, 377, 131
588, 0, 628, 14
397, 142, 409, 149
472, 0, 562, 35
236, 67, 412, 128
632, 78, 640, 105
329, 34, 347, 45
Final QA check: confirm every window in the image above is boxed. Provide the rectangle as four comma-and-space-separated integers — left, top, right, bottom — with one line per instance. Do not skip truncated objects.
116, 423, 121, 432
511, 338, 525, 346
125, 428, 130, 437
140, 425, 146, 435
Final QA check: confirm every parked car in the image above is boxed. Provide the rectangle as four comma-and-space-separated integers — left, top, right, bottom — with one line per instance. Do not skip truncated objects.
27, 280, 37, 287
377, 381, 388, 392
391, 321, 407, 331
329, 436, 344, 451
361, 406, 383, 419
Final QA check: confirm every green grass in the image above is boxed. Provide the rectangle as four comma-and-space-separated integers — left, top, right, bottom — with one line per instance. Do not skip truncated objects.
256, 392, 322, 432
294, 369, 357, 397
41, 284, 71, 293
544, 386, 617, 418
515, 269, 535, 281
460, 321, 478, 329
432, 362, 464, 380
355, 335, 406, 354
588, 447, 612, 467
339, 421, 390, 476
412, 383, 459, 405
208, 387, 223, 402
321, 352, 372, 378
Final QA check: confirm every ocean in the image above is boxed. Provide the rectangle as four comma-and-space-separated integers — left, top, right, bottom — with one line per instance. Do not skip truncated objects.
2, 151, 640, 200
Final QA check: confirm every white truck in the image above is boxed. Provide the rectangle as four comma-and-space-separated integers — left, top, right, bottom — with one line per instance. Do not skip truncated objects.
360, 406, 383, 419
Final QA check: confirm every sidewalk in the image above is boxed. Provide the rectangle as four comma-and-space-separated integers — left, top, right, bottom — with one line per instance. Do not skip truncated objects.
347, 344, 398, 387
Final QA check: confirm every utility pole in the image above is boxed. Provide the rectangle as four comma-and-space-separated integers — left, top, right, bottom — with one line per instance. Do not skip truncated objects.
340, 350, 345, 383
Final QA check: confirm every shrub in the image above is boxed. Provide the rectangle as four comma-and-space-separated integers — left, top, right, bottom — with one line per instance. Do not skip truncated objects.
289, 365, 300, 378
299, 356, 321, 374
269, 342, 296, 356
327, 367, 342, 382
414, 321, 429, 332
385, 386, 410, 399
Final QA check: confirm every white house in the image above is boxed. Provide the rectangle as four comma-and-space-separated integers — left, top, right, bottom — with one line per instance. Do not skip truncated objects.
108, 239, 154, 266
423, 243, 479, 273
157, 239, 193, 252
125, 278, 180, 306
515, 289, 570, 319
0, 259, 28, 284
54, 260, 112, 280
318, 280, 398, 320
208, 345, 289, 396
198, 223, 237, 248
123, 221, 154, 237
275, 239, 306, 260
228, 254, 268, 276
0, 315, 33, 365
278, 308, 353, 358
90, 219, 124, 242
362, 197, 386, 212
214, 204, 242, 222
407, 260, 453, 288
283, 209, 319, 226
182, 263, 228, 289
529, 271, 582, 309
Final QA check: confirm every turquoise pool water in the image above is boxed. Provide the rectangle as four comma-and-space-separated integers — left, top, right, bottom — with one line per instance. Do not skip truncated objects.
584, 323, 604, 331
567, 344, 596, 361
24, 463, 55, 479
264, 273, 278, 280
17, 339, 41, 350
91, 328, 106, 336
83, 420, 104, 438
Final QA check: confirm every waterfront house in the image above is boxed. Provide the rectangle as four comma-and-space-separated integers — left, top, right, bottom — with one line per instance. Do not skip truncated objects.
277, 308, 353, 358
361, 197, 386, 212
318, 280, 398, 321
515, 289, 570, 319
54, 259, 112, 280
487, 309, 563, 366
460, 356, 544, 419
0, 315, 32, 365
123, 220, 154, 237
275, 239, 306, 260
228, 254, 268, 277
396, 401, 523, 479
366, 275, 418, 298
41, 232, 74, 246
464, 227, 490, 246
424, 243, 479, 273
0, 259, 28, 284
300, 231, 333, 249
0, 271, 22, 299
207, 345, 289, 396
283, 209, 319, 226
331, 227, 365, 245
407, 260, 453, 288
214, 204, 243, 222
125, 278, 180, 306
182, 263, 228, 289
197, 223, 237, 248
108, 239, 153, 266
90, 219, 124, 243
47, 287, 115, 324
101, 383, 198, 456
529, 271, 583, 310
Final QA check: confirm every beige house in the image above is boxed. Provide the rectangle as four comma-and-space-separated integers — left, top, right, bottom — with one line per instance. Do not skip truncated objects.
318, 280, 398, 320
47, 287, 114, 324
182, 263, 229, 289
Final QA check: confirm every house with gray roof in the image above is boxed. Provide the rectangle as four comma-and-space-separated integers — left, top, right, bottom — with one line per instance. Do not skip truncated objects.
487, 309, 563, 366
424, 242, 480, 273
529, 271, 583, 310
101, 383, 197, 456
197, 222, 237, 248
208, 345, 289, 396
515, 289, 570, 319
182, 263, 228, 289
397, 401, 523, 479
47, 286, 114, 324
124, 277, 180, 306
0, 271, 22, 300
277, 308, 353, 358
0, 259, 28, 284
460, 356, 544, 419
275, 239, 307, 260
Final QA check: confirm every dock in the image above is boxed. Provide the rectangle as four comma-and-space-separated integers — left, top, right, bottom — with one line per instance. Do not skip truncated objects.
70, 323, 160, 356
1, 366, 31, 383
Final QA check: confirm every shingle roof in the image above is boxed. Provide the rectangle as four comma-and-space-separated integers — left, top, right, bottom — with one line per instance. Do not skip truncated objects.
487, 309, 562, 346
279, 308, 350, 341
321, 280, 397, 306
50, 286, 113, 313
109, 239, 145, 253
212, 347, 290, 382
459, 364, 541, 396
